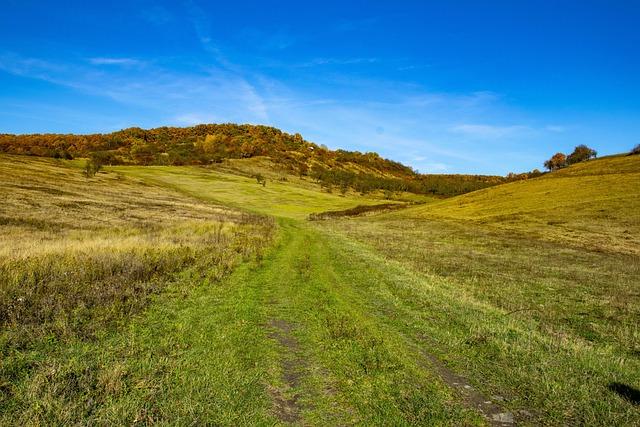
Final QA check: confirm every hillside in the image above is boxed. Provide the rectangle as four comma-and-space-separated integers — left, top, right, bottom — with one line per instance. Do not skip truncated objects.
0, 124, 511, 197
397, 154, 640, 254
1, 152, 639, 425
320, 153, 640, 425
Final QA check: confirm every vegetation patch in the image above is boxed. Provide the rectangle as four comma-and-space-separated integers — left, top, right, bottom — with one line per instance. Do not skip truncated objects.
308, 203, 409, 220
0, 124, 530, 197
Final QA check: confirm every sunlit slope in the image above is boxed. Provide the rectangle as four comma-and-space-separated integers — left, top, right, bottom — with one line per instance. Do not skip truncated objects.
112, 162, 385, 219
400, 155, 640, 253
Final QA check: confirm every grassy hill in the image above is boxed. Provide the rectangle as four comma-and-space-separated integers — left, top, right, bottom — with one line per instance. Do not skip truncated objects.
110, 159, 394, 220
0, 124, 512, 197
398, 154, 640, 254
321, 153, 640, 425
1, 151, 639, 425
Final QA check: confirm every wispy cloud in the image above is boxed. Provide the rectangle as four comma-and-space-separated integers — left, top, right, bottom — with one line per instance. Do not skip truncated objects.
0, 52, 270, 124
185, 0, 223, 57
88, 57, 145, 66
0, 45, 564, 174
545, 125, 567, 132
422, 162, 449, 173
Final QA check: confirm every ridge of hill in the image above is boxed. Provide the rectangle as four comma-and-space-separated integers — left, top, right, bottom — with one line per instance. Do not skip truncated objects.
0, 123, 514, 197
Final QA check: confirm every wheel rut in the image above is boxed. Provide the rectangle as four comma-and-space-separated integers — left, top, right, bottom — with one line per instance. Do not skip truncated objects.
422, 351, 517, 426
267, 318, 306, 423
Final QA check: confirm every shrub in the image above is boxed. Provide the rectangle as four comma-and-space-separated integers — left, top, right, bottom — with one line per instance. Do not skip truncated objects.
83, 158, 102, 177
255, 173, 266, 187
630, 144, 640, 155
567, 144, 597, 165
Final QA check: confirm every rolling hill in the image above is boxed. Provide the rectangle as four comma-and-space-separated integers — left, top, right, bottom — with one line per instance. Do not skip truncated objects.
0, 124, 514, 197
1, 145, 639, 425
398, 154, 640, 254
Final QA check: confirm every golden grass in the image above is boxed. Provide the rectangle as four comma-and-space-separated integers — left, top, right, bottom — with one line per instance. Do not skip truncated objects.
0, 154, 274, 344
398, 155, 640, 254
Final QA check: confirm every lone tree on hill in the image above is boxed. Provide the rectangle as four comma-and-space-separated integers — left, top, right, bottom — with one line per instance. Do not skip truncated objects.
544, 152, 567, 171
567, 144, 597, 165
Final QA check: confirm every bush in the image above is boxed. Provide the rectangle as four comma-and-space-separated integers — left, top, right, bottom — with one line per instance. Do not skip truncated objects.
255, 173, 266, 187
567, 145, 597, 165
630, 144, 640, 155
83, 158, 102, 177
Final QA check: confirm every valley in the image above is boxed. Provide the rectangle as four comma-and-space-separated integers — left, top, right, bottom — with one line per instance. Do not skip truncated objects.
1, 152, 639, 425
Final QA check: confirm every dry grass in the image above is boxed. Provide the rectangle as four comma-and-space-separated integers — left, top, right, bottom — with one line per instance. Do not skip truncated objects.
400, 155, 640, 254
0, 154, 274, 408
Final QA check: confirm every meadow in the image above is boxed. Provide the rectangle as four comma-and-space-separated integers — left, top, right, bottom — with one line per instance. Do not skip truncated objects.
0, 154, 274, 423
321, 154, 640, 424
0, 152, 638, 425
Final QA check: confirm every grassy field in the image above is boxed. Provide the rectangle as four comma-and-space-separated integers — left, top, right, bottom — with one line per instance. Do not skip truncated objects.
323, 155, 640, 424
1, 153, 639, 425
111, 159, 395, 220
0, 154, 275, 422
401, 155, 640, 254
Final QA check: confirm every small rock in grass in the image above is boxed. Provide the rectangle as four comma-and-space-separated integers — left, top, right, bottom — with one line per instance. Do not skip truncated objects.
492, 412, 514, 424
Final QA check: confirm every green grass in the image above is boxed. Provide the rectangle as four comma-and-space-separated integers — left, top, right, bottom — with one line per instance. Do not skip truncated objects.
0, 154, 275, 422
2, 153, 639, 425
111, 162, 387, 219
321, 155, 640, 424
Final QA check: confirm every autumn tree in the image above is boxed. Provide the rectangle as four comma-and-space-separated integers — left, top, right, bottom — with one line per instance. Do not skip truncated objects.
567, 145, 597, 165
544, 152, 567, 171
130, 138, 157, 165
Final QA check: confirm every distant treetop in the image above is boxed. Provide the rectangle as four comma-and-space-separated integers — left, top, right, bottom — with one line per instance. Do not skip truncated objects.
544, 144, 597, 171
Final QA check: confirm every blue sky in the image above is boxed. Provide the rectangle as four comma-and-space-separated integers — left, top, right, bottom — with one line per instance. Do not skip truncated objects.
1, 1, 638, 174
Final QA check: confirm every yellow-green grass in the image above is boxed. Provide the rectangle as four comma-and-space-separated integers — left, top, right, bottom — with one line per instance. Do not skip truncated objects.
0, 154, 274, 415
318, 155, 640, 424
0, 152, 482, 424
399, 154, 640, 254
110, 161, 387, 219
3, 152, 639, 425
321, 217, 640, 424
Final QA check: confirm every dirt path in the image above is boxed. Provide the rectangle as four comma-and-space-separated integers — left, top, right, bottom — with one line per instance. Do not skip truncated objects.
250, 220, 524, 425
267, 319, 306, 423
423, 352, 515, 426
